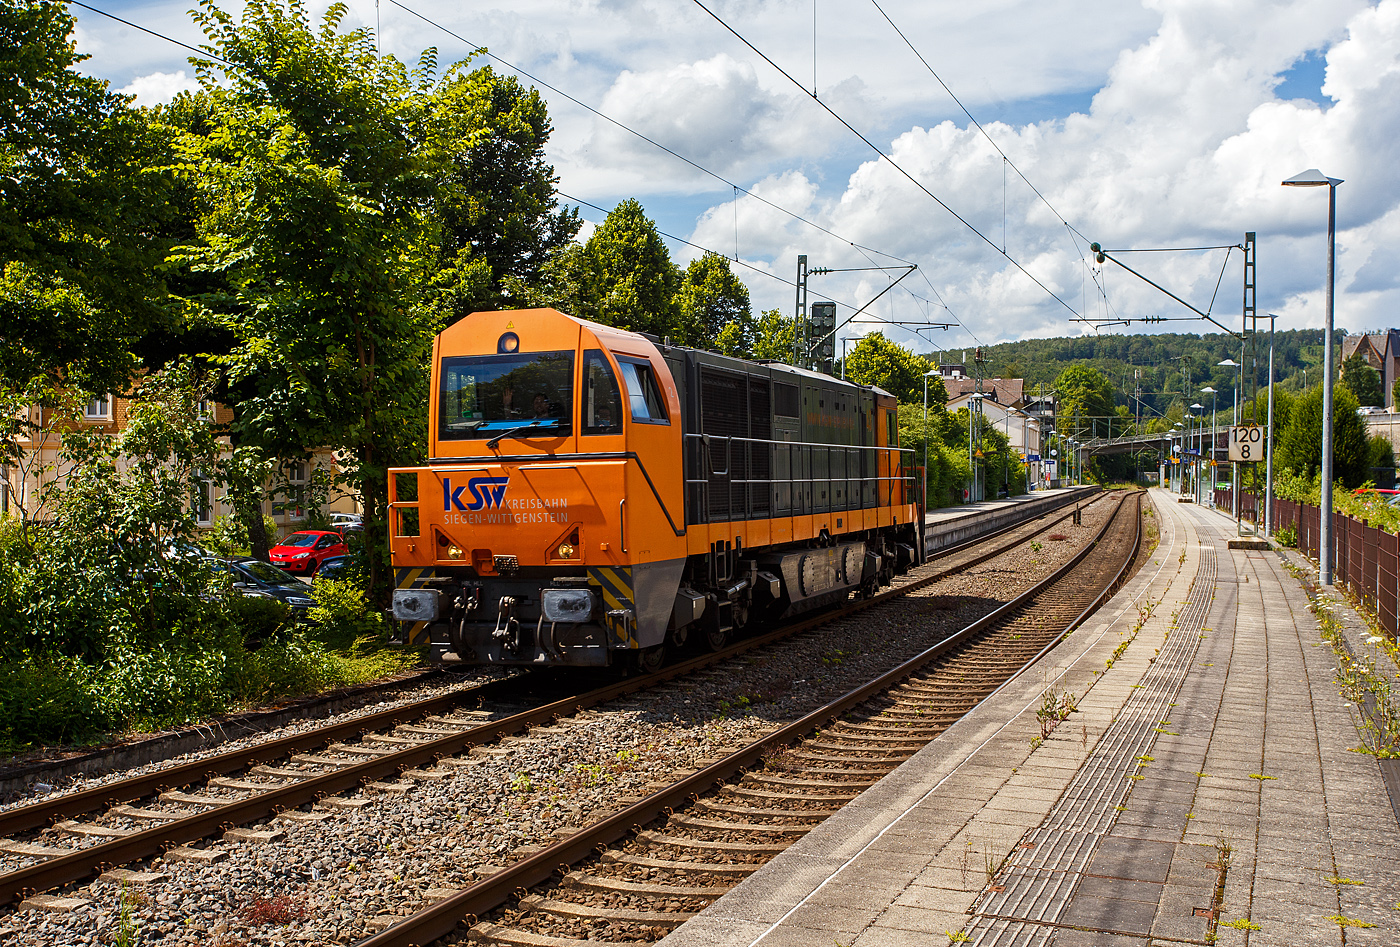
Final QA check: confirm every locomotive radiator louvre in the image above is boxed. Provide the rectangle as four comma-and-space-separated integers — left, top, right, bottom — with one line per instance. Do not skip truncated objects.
749, 378, 772, 518
700, 370, 746, 521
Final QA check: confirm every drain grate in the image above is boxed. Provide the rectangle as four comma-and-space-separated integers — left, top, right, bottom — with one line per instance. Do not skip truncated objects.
966, 548, 1218, 945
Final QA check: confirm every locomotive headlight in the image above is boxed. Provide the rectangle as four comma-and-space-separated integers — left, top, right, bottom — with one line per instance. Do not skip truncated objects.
557, 542, 575, 559
446, 543, 465, 560
542, 587, 593, 623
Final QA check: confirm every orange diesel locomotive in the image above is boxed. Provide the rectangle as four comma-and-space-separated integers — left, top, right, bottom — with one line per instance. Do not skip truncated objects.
389, 308, 922, 670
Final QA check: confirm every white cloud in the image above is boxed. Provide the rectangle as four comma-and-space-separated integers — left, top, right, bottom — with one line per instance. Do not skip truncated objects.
693, 0, 1400, 349
117, 71, 200, 106
66, 0, 1400, 349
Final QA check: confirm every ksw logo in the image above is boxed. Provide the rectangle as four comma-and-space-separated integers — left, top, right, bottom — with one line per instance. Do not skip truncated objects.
443, 476, 509, 512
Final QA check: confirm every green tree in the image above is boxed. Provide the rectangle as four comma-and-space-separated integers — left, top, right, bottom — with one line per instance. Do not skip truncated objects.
843, 333, 935, 404
1367, 434, 1395, 473
570, 199, 680, 338
751, 309, 795, 362
0, 0, 175, 393
1342, 352, 1383, 407
1279, 385, 1369, 487
173, 0, 445, 593
675, 252, 751, 349
428, 64, 580, 321
1054, 365, 1117, 438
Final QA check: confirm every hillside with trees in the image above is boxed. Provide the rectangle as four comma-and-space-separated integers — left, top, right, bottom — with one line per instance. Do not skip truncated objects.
925, 329, 1340, 427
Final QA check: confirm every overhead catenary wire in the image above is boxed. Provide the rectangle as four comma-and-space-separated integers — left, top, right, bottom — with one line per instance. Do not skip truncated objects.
559, 190, 931, 341
866, 0, 1107, 304
688, 0, 1082, 319
64, 0, 233, 67
383, 0, 973, 344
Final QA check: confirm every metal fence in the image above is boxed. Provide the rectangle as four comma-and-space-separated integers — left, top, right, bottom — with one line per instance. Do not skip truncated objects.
1235, 492, 1400, 639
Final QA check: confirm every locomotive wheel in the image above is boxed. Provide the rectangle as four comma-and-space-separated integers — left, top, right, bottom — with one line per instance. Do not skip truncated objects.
704, 625, 729, 651
634, 644, 666, 674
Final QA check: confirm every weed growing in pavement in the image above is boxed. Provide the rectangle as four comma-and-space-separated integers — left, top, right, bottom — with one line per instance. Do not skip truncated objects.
1327, 915, 1377, 929
1029, 542, 1043, 553
1248, 773, 1276, 781
1036, 687, 1078, 738
1220, 917, 1261, 931
1311, 591, 1400, 756
983, 842, 1001, 888
1323, 875, 1364, 886
947, 932, 970, 944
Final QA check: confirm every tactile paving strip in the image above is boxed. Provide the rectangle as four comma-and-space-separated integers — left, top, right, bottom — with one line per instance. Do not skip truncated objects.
965, 547, 1218, 945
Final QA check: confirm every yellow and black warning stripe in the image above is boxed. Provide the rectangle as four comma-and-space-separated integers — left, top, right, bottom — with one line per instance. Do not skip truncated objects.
588, 566, 637, 649
394, 567, 436, 646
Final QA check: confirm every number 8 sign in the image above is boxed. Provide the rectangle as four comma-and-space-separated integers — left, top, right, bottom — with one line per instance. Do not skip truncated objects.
1229, 425, 1264, 462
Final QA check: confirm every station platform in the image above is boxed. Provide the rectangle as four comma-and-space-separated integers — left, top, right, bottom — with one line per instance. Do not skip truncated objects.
661, 488, 1400, 946
924, 485, 1099, 554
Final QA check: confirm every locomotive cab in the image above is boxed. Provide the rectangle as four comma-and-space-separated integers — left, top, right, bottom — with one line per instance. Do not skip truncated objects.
389, 308, 921, 668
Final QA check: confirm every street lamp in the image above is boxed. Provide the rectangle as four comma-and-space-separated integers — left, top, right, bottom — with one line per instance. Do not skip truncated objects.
1204, 389, 1215, 509
1172, 422, 1184, 492
1283, 168, 1343, 584
1217, 359, 1240, 423
923, 369, 937, 510
1191, 404, 1206, 504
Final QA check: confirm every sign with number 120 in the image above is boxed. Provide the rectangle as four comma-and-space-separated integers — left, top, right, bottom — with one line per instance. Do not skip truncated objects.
1229, 425, 1263, 462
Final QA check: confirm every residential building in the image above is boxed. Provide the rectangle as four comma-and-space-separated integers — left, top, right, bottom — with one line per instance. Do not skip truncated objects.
1, 393, 358, 536
1342, 330, 1400, 408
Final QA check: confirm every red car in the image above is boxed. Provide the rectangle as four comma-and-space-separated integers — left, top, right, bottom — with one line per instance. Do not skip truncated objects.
269, 530, 348, 575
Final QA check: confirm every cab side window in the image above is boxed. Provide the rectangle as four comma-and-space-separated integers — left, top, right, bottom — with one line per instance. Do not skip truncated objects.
617, 358, 670, 424
582, 350, 624, 434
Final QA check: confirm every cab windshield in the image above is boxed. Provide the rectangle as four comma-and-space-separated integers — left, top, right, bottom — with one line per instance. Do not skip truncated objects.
439, 353, 575, 441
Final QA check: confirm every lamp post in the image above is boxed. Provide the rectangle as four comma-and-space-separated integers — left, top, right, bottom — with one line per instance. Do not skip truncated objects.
1283, 168, 1343, 584
1264, 314, 1279, 535
1191, 403, 1206, 504
1172, 422, 1184, 493
1201, 387, 1217, 507
923, 369, 937, 511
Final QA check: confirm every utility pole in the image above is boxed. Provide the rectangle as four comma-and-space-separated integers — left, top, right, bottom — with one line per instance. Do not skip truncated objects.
792, 255, 808, 368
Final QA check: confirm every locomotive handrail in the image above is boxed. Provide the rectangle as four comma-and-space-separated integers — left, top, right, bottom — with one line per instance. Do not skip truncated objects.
683, 430, 917, 524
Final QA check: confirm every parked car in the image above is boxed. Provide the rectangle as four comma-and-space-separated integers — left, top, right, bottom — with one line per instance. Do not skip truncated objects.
328, 512, 363, 527
269, 530, 348, 575
314, 555, 354, 581
214, 558, 318, 616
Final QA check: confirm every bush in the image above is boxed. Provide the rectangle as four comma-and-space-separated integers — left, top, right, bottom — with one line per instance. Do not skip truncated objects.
309, 575, 388, 647
0, 656, 108, 753
0, 371, 421, 756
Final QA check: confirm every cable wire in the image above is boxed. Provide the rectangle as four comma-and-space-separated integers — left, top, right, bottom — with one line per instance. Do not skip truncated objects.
688, 0, 1080, 318
65, 0, 233, 67
386, 0, 975, 343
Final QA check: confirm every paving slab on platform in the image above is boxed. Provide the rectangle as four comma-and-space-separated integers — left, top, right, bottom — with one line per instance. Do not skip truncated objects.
660, 488, 1400, 947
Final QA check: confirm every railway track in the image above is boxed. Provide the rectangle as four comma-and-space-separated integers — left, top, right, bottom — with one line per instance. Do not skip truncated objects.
0, 489, 1106, 922
355, 490, 1142, 947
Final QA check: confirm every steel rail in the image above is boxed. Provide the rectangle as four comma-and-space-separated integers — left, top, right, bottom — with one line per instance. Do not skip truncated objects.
354, 491, 1139, 947
0, 488, 1107, 906
0, 676, 518, 837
